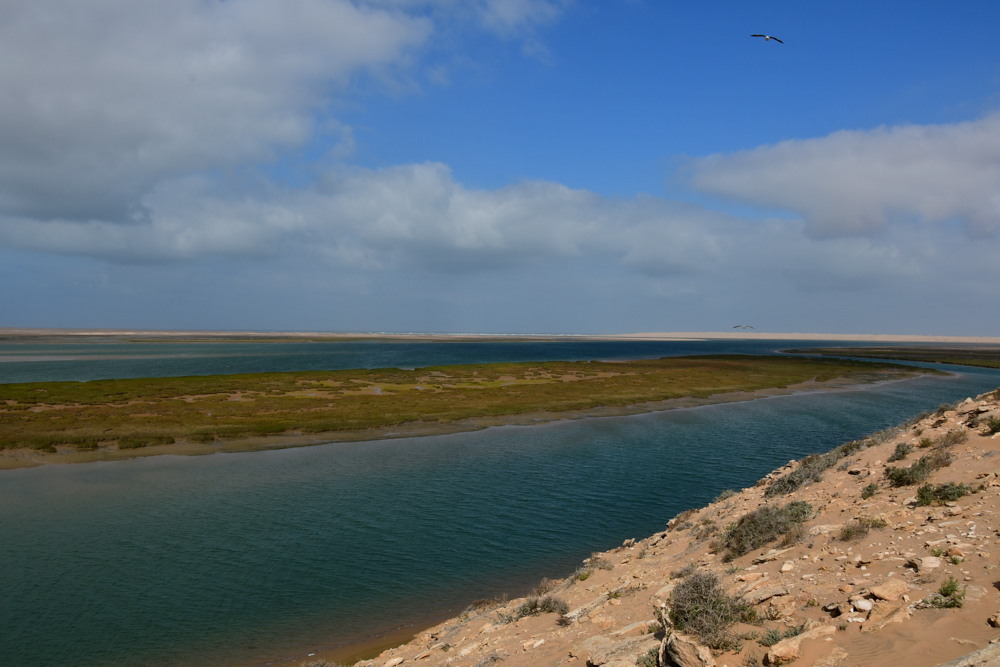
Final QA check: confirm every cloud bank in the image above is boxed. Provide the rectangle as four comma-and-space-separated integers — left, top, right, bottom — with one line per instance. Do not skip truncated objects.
688, 112, 1000, 237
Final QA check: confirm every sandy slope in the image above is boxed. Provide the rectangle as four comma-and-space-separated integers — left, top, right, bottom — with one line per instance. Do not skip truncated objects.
338, 389, 1000, 667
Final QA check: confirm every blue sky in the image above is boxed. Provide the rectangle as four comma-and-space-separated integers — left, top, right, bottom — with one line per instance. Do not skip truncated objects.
2, 0, 1000, 334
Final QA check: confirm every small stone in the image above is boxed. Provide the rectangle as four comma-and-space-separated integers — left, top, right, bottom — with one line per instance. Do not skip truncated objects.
780, 560, 795, 573
989, 612, 1000, 628
851, 597, 874, 612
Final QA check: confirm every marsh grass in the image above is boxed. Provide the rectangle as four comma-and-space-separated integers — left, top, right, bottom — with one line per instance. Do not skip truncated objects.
0, 356, 911, 451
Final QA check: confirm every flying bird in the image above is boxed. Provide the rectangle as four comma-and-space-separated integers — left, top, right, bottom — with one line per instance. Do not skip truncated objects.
751, 34, 784, 44
733, 325, 755, 330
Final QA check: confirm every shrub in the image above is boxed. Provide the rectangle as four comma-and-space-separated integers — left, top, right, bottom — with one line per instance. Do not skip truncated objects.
669, 572, 754, 651
670, 563, 698, 580
759, 624, 804, 647
714, 489, 737, 503
927, 576, 966, 608
509, 595, 569, 622
886, 449, 952, 487
765, 427, 900, 498
937, 429, 967, 447
861, 482, 879, 500
887, 442, 913, 462
985, 416, 1000, 435
917, 437, 934, 448
532, 577, 556, 596
721, 502, 812, 561
637, 647, 659, 667
916, 482, 974, 506
839, 517, 887, 541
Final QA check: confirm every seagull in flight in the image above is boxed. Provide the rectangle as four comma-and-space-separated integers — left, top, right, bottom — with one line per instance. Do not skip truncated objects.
733, 325, 755, 330
751, 34, 784, 44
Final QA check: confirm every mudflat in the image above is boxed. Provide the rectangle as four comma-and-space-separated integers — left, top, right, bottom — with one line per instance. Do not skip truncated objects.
0, 355, 923, 469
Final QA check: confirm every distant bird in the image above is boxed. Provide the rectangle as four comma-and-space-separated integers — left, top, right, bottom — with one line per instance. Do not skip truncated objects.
751, 34, 784, 44
733, 325, 755, 330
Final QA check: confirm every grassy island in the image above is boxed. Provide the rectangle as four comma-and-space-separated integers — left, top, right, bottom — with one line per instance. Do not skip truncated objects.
0, 355, 924, 465
788, 346, 1000, 369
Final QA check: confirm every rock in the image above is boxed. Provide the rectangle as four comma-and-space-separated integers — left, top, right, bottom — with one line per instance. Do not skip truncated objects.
780, 560, 795, 573
862, 602, 910, 633
744, 585, 790, 605
947, 546, 966, 558
623, 538, 636, 548
660, 632, 716, 667
384, 660, 404, 667
907, 556, 942, 572
989, 611, 1000, 628
851, 596, 874, 612
768, 595, 799, 619
739, 572, 765, 582
809, 524, 842, 536
765, 625, 836, 665
578, 635, 661, 666
870, 579, 908, 601
753, 547, 792, 564
813, 647, 850, 667
937, 643, 1000, 667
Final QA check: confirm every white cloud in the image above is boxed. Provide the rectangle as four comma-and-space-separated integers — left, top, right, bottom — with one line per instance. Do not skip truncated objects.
687, 112, 1000, 237
0, 0, 431, 222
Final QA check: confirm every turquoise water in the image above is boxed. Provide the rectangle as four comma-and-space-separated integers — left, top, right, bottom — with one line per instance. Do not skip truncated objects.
1, 341, 999, 666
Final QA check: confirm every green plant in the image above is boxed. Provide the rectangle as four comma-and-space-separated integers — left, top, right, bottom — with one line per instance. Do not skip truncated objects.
637, 647, 659, 667
839, 516, 887, 541
714, 489, 737, 503
985, 416, 1000, 435
837, 623, 847, 631
916, 482, 974, 505
669, 572, 755, 651
861, 482, 879, 499
886, 449, 952, 487
742, 648, 761, 667
670, 563, 698, 580
721, 502, 812, 561
930, 547, 944, 557
937, 429, 968, 447
917, 437, 933, 448
887, 442, 913, 462
950, 555, 962, 564
759, 624, 804, 647
928, 576, 966, 608
532, 577, 556, 596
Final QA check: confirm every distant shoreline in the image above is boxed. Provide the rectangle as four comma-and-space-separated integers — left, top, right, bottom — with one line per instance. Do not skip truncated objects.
3, 327, 1000, 344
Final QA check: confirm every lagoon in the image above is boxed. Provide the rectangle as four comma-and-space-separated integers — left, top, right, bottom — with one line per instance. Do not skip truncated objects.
2, 340, 999, 666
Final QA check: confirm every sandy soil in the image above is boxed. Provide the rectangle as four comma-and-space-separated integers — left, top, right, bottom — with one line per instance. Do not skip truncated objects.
334, 388, 1000, 667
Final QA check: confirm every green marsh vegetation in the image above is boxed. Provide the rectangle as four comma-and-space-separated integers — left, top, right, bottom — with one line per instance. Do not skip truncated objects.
788, 345, 1000, 370
0, 355, 913, 454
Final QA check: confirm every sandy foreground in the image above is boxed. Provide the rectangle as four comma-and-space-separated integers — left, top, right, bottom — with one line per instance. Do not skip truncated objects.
2, 328, 1000, 344
315, 389, 1000, 667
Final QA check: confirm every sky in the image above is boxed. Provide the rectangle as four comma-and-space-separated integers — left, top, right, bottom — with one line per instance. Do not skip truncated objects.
2, 0, 1000, 335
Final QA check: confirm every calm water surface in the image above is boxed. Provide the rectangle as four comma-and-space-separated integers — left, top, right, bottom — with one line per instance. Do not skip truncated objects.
2, 340, 999, 666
